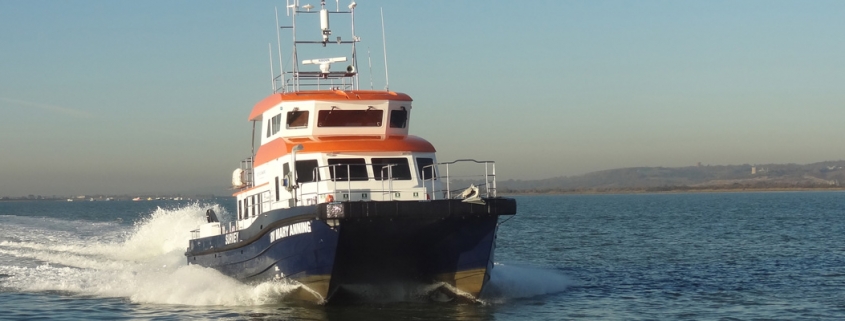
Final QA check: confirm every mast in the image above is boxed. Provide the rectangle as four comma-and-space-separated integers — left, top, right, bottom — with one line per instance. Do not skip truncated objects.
274, 0, 360, 92
275, 7, 285, 92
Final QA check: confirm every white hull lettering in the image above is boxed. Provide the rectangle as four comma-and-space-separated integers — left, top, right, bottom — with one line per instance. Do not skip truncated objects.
270, 221, 312, 243
225, 232, 239, 245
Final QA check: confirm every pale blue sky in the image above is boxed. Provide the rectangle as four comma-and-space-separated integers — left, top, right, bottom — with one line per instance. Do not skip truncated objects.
1, 1, 843, 197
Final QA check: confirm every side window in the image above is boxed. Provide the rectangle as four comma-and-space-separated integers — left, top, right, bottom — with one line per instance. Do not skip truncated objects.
416, 158, 436, 180
267, 114, 283, 137
271, 114, 282, 134
287, 110, 309, 129
371, 158, 411, 181
389, 108, 407, 128
328, 158, 369, 181
295, 160, 320, 183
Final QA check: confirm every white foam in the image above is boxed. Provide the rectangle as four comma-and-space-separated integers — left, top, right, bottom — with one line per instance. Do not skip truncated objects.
0, 202, 299, 306
480, 263, 576, 303
1, 203, 572, 306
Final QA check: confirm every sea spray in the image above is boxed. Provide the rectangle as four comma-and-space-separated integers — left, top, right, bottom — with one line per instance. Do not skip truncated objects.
0, 202, 299, 306
2, 202, 575, 306
116, 202, 216, 261
481, 263, 576, 303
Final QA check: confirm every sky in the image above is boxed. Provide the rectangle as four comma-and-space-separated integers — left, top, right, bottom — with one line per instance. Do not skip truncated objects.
1, 0, 844, 197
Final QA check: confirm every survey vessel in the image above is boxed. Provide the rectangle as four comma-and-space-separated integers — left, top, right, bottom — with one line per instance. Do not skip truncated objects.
185, 1, 516, 303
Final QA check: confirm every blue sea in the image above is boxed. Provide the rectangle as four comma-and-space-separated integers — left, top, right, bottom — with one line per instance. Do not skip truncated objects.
1, 192, 844, 320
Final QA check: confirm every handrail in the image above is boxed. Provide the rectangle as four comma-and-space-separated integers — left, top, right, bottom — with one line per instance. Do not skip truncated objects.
422, 159, 497, 199
238, 157, 255, 188
298, 162, 402, 202
219, 159, 499, 235
297, 159, 497, 201
252, 159, 497, 209
379, 164, 396, 201
421, 164, 437, 199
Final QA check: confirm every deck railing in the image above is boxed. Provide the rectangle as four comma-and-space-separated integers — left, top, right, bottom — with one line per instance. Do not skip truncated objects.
198, 159, 499, 238
295, 163, 411, 204
287, 159, 497, 205
238, 157, 254, 188
422, 159, 497, 199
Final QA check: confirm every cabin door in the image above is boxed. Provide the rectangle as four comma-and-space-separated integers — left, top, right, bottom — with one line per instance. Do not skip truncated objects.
283, 163, 295, 207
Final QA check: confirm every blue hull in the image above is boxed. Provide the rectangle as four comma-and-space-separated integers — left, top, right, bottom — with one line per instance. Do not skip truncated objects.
185, 198, 516, 303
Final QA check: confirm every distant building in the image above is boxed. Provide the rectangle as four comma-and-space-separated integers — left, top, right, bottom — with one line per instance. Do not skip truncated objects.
751, 166, 756, 174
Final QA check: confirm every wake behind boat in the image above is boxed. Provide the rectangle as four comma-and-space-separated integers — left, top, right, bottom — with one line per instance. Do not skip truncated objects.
185, 1, 516, 304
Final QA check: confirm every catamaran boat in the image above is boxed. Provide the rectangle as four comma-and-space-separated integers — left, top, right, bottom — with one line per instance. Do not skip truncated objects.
185, 1, 516, 303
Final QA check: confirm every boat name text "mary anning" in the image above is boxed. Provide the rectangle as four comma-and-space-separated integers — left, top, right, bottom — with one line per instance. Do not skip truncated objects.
270, 221, 312, 243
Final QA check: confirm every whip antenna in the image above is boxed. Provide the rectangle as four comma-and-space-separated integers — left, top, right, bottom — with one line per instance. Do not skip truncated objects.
275, 7, 285, 92
268, 43, 275, 92
368, 46, 373, 89
380, 7, 389, 91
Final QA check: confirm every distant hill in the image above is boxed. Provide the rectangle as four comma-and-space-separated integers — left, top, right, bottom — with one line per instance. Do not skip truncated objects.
498, 161, 845, 193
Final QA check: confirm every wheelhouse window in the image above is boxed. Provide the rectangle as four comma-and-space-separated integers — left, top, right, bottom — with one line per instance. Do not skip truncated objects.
389, 108, 408, 128
271, 114, 282, 134
267, 114, 282, 137
295, 160, 320, 183
318, 109, 383, 127
416, 158, 436, 180
371, 158, 411, 181
287, 110, 309, 129
328, 158, 369, 181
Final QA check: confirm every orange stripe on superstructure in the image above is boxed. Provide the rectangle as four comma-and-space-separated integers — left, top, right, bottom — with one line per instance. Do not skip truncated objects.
232, 182, 270, 197
248, 90, 413, 121
253, 135, 435, 167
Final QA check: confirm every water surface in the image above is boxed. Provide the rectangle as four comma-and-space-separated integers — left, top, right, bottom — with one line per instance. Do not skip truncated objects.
2, 192, 844, 320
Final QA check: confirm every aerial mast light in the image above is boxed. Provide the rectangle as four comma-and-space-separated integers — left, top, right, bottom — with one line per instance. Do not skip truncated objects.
320, 1, 331, 45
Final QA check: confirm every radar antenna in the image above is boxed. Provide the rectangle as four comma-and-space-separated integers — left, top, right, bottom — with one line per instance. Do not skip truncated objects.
272, 1, 363, 92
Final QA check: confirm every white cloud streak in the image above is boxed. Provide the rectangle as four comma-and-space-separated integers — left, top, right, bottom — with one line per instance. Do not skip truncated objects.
0, 97, 93, 118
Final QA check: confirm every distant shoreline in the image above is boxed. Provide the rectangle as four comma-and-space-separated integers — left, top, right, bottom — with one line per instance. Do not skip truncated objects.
502, 186, 845, 195
4, 187, 844, 201
0, 196, 220, 202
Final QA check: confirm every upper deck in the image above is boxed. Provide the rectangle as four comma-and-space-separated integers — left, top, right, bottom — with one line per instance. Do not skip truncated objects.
249, 90, 412, 120
251, 90, 415, 145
